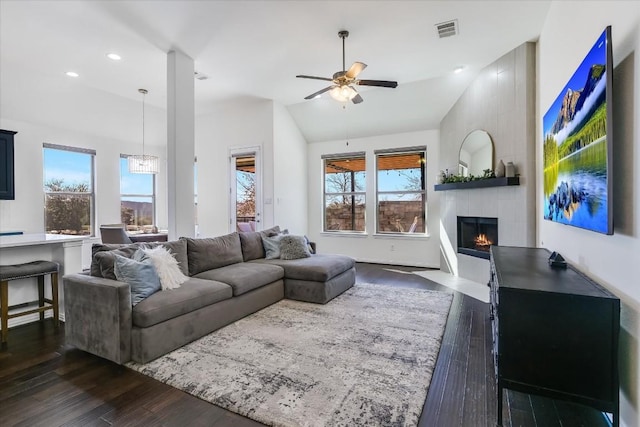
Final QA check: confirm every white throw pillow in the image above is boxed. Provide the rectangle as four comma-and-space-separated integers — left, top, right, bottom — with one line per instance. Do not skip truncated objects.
136, 246, 188, 290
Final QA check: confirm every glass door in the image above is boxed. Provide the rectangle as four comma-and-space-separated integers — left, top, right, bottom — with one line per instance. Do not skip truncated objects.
230, 148, 261, 232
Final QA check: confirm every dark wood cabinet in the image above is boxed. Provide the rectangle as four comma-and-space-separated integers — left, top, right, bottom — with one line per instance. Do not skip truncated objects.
0, 129, 17, 200
490, 246, 619, 427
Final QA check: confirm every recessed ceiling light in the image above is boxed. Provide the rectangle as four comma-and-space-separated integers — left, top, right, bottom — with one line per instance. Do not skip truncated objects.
454, 66, 465, 74
106, 53, 121, 61
66, 71, 79, 77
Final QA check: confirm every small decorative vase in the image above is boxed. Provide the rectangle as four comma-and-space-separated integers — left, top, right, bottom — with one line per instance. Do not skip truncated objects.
505, 162, 515, 178
495, 160, 505, 178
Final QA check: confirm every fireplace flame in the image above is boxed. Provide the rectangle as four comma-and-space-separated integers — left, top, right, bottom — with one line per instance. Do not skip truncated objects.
475, 234, 492, 247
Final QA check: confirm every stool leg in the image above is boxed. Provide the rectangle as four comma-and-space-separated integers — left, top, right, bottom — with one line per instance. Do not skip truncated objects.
1, 280, 8, 344
51, 273, 59, 327
38, 275, 45, 321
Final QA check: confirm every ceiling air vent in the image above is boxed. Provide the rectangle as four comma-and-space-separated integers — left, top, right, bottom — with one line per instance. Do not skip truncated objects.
194, 71, 209, 81
435, 19, 458, 38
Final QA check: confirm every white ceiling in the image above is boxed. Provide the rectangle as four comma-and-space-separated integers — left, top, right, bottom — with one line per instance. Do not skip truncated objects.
0, 1, 551, 144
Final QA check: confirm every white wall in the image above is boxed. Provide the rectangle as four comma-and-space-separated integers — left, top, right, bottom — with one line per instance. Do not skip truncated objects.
439, 42, 537, 283
195, 98, 307, 237
273, 102, 308, 235
195, 99, 273, 237
307, 130, 440, 267
0, 117, 167, 237
538, 2, 640, 426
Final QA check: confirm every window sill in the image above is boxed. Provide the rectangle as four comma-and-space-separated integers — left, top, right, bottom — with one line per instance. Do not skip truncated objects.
318, 232, 431, 240
320, 232, 368, 238
373, 233, 431, 240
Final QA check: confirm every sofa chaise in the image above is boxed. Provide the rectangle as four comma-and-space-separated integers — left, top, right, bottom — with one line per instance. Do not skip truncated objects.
63, 227, 355, 364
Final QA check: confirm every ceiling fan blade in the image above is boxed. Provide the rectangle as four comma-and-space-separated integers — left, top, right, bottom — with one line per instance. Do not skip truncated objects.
351, 93, 364, 104
296, 75, 333, 82
345, 62, 367, 79
304, 85, 335, 100
357, 79, 398, 88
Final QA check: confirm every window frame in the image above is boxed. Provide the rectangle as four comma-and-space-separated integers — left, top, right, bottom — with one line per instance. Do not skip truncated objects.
43, 143, 96, 236
375, 146, 427, 235
119, 154, 156, 228
322, 152, 366, 233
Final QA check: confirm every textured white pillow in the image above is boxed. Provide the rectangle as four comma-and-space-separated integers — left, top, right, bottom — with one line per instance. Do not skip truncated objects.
138, 246, 188, 290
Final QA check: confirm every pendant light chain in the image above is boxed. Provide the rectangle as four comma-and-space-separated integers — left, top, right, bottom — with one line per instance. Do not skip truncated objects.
140, 88, 148, 157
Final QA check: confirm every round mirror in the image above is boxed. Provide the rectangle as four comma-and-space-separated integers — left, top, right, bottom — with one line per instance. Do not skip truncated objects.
458, 130, 494, 177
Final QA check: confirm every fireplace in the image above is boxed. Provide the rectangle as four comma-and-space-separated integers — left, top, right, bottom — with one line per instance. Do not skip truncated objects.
457, 216, 498, 259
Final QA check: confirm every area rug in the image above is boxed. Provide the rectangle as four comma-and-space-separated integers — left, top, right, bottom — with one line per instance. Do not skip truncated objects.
126, 283, 453, 426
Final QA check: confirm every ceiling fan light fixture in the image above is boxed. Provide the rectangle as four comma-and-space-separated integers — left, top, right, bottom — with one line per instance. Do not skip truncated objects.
297, 30, 397, 104
329, 85, 357, 102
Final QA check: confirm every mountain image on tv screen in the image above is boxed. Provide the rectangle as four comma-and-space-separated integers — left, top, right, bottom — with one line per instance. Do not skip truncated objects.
542, 27, 612, 234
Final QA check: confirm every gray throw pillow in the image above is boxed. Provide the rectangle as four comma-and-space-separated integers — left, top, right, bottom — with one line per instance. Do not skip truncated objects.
113, 253, 161, 306
280, 235, 312, 260
90, 243, 138, 277
182, 232, 243, 275
239, 231, 266, 261
261, 234, 285, 259
93, 246, 139, 279
261, 225, 281, 237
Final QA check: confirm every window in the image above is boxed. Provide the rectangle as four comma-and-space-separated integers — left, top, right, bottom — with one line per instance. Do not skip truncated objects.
43, 144, 95, 236
376, 147, 427, 234
323, 152, 366, 232
120, 155, 155, 231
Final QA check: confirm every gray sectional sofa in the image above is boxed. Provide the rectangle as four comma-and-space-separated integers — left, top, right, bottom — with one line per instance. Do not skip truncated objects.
63, 227, 355, 364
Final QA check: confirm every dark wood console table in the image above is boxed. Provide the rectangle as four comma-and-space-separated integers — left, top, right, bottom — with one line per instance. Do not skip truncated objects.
489, 246, 619, 427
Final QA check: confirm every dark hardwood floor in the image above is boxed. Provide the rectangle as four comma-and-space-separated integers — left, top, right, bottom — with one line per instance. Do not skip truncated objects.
0, 263, 611, 426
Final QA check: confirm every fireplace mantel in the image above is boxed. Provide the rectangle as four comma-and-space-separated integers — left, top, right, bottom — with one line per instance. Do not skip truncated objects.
434, 176, 519, 191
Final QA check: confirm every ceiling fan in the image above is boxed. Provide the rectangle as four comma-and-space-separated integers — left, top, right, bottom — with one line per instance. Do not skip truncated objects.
296, 30, 398, 104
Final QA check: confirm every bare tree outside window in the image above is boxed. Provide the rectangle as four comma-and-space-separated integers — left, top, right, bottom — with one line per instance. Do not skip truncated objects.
323, 155, 366, 232
376, 150, 427, 234
236, 170, 255, 218
43, 145, 95, 236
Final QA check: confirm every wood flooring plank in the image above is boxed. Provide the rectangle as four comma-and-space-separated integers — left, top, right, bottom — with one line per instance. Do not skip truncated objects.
461, 302, 489, 427
97, 380, 178, 424
433, 296, 474, 426
484, 299, 498, 427
418, 291, 463, 426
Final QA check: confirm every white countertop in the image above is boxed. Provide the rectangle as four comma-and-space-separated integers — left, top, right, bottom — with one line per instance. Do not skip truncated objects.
0, 233, 86, 249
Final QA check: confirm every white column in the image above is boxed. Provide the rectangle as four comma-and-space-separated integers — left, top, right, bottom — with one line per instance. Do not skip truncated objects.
167, 50, 196, 239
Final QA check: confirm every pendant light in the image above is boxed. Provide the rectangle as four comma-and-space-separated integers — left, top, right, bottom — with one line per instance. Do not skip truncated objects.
128, 88, 159, 174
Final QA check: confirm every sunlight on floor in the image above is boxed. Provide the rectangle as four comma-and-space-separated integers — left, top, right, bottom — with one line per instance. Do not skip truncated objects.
412, 270, 489, 303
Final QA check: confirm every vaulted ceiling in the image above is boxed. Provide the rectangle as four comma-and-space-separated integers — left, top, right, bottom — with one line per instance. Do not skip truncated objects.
0, 1, 551, 144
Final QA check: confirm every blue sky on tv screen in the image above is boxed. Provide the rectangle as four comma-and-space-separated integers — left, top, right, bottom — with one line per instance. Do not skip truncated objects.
542, 29, 607, 138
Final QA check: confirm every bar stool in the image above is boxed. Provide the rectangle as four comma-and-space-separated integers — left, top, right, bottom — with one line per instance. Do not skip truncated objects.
0, 260, 60, 344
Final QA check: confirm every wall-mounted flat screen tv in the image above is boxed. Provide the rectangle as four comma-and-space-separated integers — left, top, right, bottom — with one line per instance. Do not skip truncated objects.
542, 26, 613, 235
